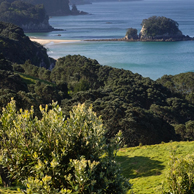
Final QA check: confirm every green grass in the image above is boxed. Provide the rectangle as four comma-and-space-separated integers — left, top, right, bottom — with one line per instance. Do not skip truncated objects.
1, 141, 194, 193
116, 141, 194, 193
17, 72, 55, 86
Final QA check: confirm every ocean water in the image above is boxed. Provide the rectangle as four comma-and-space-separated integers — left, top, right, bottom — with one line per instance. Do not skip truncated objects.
27, 0, 194, 80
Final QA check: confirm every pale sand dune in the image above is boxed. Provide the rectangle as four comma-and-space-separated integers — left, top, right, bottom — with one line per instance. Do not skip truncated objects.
30, 38, 81, 45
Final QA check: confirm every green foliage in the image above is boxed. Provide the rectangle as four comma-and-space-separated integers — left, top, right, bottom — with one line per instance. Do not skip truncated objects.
53, 55, 194, 146
0, 21, 52, 68
0, 0, 48, 26
157, 72, 194, 104
0, 99, 131, 193
141, 16, 180, 37
125, 28, 138, 39
24, 0, 71, 16
164, 151, 194, 194
175, 120, 194, 141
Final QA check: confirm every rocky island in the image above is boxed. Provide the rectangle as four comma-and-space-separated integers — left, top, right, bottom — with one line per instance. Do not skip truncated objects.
87, 16, 194, 42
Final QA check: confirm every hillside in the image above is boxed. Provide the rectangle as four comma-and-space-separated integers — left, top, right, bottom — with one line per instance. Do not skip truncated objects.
0, 0, 54, 32
44, 54, 194, 146
0, 55, 69, 116
1, 49, 194, 146
0, 22, 54, 68
117, 141, 194, 193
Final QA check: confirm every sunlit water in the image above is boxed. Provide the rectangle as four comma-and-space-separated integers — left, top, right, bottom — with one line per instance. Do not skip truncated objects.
26, 0, 194, 80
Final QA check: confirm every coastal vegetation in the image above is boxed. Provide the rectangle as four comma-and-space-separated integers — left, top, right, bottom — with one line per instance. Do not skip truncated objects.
0, 0, 54, 32
1, 19, 194, 192
0, 22, 54, 68
23, 0, 87, 16
140, 16, 181, 37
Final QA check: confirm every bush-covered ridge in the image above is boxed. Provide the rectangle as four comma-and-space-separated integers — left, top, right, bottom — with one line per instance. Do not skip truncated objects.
1, 51, 194, 146
0, 22, 54, 68
47, 55, 194, 146
0, 0, 54, 32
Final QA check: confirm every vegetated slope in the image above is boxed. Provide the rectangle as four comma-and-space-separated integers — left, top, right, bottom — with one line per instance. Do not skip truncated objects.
157, 72, 194, 104
50, 55, 194, 146
0, 0, 54, 32
0, 54, 69, 115
117, 141, 194, 193
0, 21, 54, 68
1, 52, 194, 147
26, 0, 71, 16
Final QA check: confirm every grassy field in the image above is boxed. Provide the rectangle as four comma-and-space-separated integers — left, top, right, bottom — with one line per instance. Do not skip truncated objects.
117, 141, 194, 193
1, 141, 194, 193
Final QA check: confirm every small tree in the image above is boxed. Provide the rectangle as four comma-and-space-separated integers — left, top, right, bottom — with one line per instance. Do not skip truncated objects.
0, 99, 131, 193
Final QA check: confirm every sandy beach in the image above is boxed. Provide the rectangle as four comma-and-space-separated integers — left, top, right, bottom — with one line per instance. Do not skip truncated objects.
30, 38, 81, 45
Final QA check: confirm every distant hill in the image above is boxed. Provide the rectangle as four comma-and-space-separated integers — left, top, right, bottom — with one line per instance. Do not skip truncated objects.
24, 0, 87, 16
25, 0, 71, 16
0, 0, 54, 32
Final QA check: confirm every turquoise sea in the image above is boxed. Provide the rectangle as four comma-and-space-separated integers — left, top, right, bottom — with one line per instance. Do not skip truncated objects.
27, 0, 194, 80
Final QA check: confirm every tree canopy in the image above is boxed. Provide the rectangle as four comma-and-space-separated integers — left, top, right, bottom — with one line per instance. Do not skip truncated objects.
0, 0, 53, 31
141, 16, 181, 37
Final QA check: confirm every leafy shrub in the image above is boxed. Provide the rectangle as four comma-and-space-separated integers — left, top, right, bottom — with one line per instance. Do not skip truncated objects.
164, 151, 194, 194
0, 99, 131, 193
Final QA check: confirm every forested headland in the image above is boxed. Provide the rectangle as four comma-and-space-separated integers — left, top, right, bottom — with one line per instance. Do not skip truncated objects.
0, 0, 87, 32
0, 0, 55, 32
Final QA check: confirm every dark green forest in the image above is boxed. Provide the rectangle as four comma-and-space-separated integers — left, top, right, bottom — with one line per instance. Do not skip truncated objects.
1, 22, 194, 147
141, 16, 181, 37
19, 0, 86, 16
0, 22, 54, 67
0, 0, 54, 31
23, 0, 71, 16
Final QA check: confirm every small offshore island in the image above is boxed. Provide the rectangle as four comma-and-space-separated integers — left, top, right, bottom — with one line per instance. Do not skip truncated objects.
87, 16, 194, 42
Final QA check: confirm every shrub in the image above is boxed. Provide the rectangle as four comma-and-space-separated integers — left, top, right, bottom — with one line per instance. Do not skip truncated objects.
0, 99, 131, 193
164, 150, 194, 194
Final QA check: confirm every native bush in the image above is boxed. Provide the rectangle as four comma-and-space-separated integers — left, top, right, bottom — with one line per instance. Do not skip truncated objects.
0, 99, 131, 193
141, 16, 180, 37
164, 151, 194, 194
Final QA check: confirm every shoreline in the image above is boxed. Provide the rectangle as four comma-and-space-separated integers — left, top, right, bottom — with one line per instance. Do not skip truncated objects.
30, 38, 81, 45
29, 36, 194, 46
